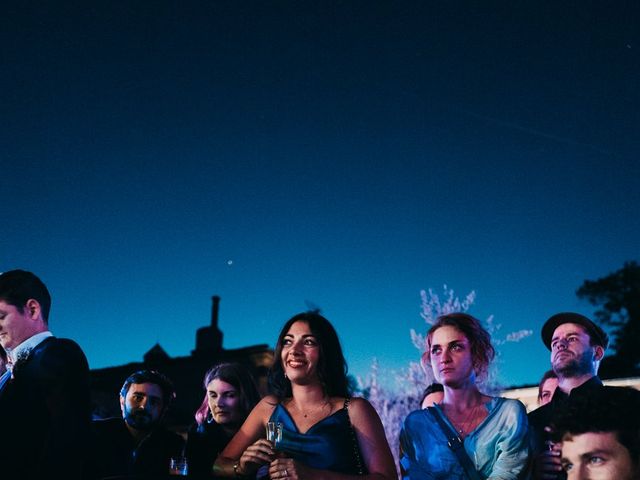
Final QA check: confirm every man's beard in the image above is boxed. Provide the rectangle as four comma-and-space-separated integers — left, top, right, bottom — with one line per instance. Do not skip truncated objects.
553, 348, 593, 378
123, 405, 156, 431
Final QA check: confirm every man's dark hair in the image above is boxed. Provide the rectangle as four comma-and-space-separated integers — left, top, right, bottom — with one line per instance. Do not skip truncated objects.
269, 312, 350, 399
0, 269, 52, 323
420, 382, 444, 405
551, 386, 640, 466
423, 382, 444, 397
120, 370, 176, 410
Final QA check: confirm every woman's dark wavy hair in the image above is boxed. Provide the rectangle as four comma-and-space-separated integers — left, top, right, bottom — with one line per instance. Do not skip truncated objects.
269, 312, 350, 399
425, 312, 495, 382
195, 362, 260, 425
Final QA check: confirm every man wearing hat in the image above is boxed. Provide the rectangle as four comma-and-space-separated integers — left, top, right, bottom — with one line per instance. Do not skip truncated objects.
529, 312, 609, 480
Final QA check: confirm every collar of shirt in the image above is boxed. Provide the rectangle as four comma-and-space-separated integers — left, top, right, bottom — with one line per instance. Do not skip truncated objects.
552, 375, 603, 403
6, 331, 53, 364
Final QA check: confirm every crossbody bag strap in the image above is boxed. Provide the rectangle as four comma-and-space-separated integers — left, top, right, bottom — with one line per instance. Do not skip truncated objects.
427, 406, 482, 480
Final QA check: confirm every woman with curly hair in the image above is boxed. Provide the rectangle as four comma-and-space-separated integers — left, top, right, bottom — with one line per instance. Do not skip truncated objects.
400, 313, 530, 479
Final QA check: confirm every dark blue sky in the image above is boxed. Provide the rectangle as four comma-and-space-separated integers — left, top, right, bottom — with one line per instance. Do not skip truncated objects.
3, 1, 639, 387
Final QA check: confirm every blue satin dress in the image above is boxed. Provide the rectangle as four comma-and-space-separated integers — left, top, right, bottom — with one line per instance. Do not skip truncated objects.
268, 400, 364, 474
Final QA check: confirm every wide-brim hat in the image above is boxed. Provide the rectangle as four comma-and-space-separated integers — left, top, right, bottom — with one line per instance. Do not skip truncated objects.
541, 312, 609, 350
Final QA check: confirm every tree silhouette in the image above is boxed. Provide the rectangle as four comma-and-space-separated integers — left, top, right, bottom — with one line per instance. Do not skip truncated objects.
576, 261, 640, 378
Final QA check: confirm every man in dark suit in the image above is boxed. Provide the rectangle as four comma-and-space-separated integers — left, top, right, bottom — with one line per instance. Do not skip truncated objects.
0, 269, 91, 480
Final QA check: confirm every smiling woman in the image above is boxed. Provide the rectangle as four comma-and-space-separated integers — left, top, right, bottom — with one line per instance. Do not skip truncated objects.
400, 313, 531, 479
213, 312, 397, 480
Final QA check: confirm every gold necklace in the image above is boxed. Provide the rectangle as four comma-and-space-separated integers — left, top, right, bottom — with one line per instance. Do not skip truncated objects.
443, 403, 482, 436
291, 398, 330, 418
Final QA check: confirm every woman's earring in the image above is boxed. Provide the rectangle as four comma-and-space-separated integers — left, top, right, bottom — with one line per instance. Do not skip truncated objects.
206, 410, 214, 423
284, 372, 288, 379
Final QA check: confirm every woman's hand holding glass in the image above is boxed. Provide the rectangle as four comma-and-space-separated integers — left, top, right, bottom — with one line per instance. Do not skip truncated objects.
236, 439, 276, 477
235, 422, 284, 477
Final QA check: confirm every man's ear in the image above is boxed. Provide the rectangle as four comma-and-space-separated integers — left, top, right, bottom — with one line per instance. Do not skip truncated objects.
25, 299, 41, 321
593, 345, 605, 362
119, 395, 125, 415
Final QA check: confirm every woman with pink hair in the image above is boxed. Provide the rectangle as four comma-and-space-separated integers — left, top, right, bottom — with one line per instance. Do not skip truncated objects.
186, 362, 260, 478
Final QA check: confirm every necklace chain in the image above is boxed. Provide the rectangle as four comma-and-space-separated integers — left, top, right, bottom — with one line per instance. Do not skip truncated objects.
291, 398, 330, 418
443, 403, 482, 436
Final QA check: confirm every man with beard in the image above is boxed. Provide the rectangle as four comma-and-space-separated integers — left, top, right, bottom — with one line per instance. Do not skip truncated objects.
91, 370, 185, 479
529, 312, 609, 480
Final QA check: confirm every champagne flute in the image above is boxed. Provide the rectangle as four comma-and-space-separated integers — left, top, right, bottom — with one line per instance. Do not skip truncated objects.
169, 456, 188, 476
266, 421, 283, 450
256, 421, 284, 479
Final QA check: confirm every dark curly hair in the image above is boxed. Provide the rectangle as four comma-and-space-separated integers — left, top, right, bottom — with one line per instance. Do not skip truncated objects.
425, 312, 495, 381
550, 386, 640, 467
269, 312, 350, 399
120, 369, 176, 412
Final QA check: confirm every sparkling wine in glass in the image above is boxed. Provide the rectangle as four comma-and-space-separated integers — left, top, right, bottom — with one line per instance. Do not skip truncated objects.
266, 421, 283, 449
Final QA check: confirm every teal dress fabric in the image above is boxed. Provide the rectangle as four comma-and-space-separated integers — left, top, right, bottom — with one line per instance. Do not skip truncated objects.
268, 401, 363, 474
400, 397, 530, 480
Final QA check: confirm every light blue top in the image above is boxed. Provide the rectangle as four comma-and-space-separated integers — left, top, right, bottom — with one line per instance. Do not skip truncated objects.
400, 397, 530, 480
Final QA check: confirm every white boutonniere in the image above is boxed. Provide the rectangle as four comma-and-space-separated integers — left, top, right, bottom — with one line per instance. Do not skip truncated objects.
10, 347, 33, 379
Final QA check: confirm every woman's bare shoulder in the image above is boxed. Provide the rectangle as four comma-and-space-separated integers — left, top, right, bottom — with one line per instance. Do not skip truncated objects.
251, 395, 280, 417
346, 396, 372, 407
258, 394, 280, 407
345, 396, 379, 421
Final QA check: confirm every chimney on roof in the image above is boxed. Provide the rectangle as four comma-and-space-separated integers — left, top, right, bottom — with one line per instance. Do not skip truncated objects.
211, 295, 220, 328
193, 295, 224, 357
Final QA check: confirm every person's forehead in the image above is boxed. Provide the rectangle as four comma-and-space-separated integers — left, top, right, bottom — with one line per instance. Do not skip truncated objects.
128, 382, 163, 398
285, 320, 314, 336
425, 391, 444, 401
431, 325, 468, 344
207, 378, 237, 393
562, 431, 624, 455
552, 322, 589, 339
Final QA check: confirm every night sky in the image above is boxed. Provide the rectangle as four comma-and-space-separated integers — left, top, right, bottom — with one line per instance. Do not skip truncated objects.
3, 1, 639, 388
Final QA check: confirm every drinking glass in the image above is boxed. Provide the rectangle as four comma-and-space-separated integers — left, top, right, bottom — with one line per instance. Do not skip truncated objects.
169, 456, 188, 476
266, 421, 283, 448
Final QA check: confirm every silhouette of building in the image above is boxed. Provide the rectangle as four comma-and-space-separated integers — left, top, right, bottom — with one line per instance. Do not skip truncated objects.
90, 296, 273, 432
